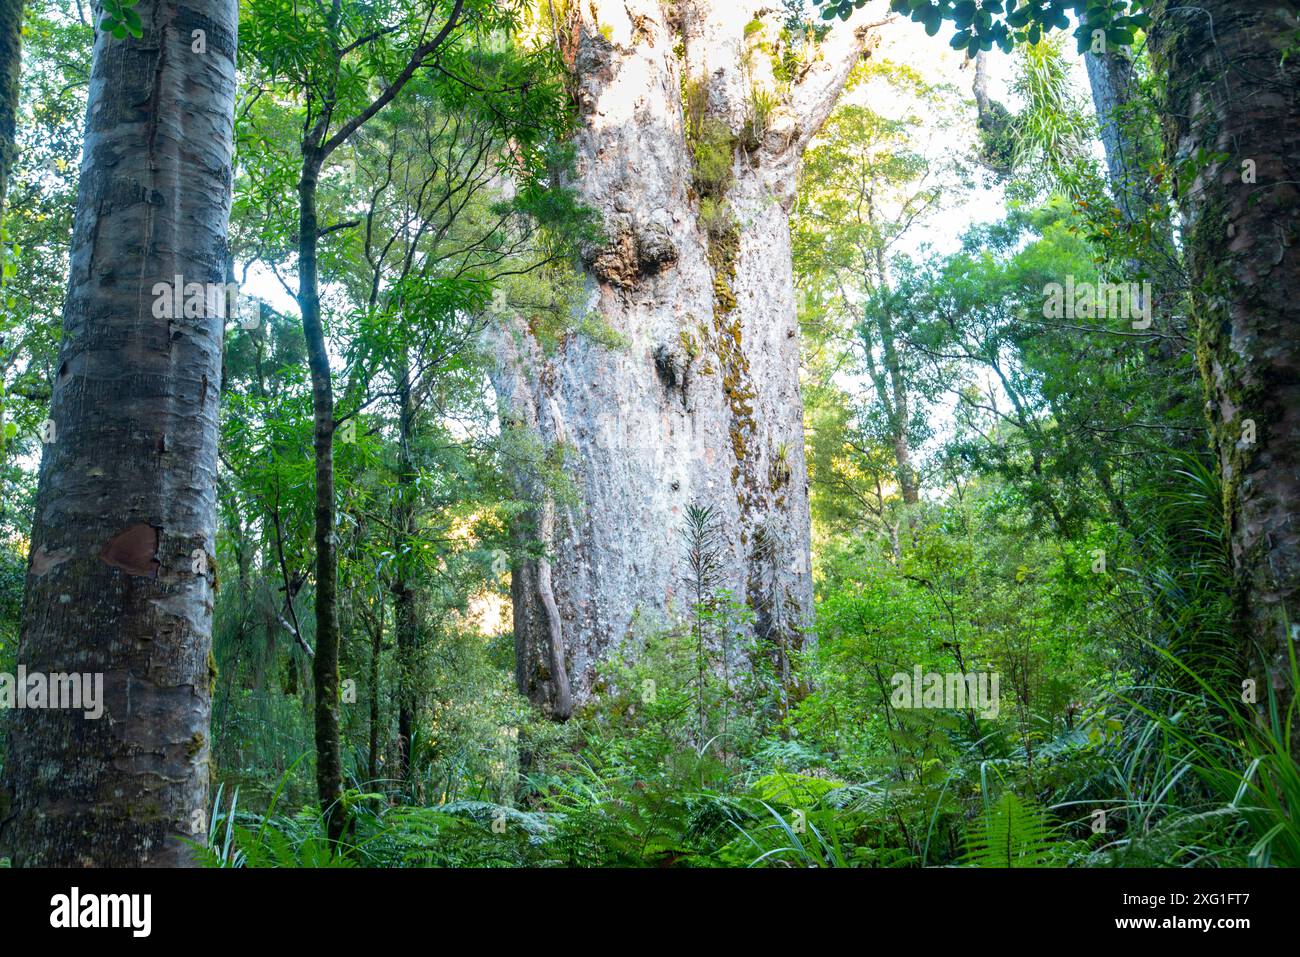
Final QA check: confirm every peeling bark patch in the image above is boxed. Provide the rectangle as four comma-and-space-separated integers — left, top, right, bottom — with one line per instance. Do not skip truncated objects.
100, 524, 161, 578
30, 545, 74, 577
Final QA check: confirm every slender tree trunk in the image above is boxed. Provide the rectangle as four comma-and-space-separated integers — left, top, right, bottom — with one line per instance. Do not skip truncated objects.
492, 338, 573, 720
862, 311, 919, 505
869, 248, 918, 505
290, 2, 464, 840
1084, 49, 1155, 225
0, 0, 20, 216
0, 0, 238, 865
892, 432, 918, 504
0, 0, 21, 475
1150, 1, 1300, 750
971, 48, 992, 119
970, 49, 1012, 174
1083, 42, 1200, 542
392, 346, 418, 781
1084, 47, 1185, 343
298, 153, 345, 843
493, 1, 878, 715
367, 599, 383, 783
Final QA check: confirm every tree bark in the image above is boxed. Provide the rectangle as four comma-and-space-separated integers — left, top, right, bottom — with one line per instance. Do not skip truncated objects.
0, 0, 238, 865
0, 0, 21, 478
367, 600, 383, 783
970, 49, 1012, 174
1083, 47, 1182, 318
868, 248, 918, 505
1150, 1, 1300, 750
0, 0, 20, 216
861, 304, 919, 505
494, 1, 878, 716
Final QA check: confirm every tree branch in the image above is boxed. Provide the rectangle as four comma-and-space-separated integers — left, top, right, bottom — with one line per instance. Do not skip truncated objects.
318, 219, 360, 238
321, 0, 466, 159
790, 12, 893, 155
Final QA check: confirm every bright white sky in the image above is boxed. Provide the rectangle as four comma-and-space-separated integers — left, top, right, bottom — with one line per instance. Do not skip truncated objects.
863, 14, 1098, 251
867, 17, 1012, 256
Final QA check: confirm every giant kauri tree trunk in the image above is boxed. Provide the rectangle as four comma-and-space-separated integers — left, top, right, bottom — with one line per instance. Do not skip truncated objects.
496, 1, 880, 717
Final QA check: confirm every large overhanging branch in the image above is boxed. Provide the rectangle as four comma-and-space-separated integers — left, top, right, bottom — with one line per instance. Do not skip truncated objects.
789, 9, 894, 155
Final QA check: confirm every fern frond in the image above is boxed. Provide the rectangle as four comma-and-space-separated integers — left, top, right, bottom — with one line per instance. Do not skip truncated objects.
963, 792, 1058, 868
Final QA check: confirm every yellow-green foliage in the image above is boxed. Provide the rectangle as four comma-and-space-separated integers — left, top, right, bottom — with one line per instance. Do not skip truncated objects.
693, 119, 736, 199
577, 312, 630, 350
682, 76, 709, 145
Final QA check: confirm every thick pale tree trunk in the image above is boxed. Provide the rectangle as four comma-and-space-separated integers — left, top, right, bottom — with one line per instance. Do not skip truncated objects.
1150, 1, 1300, 750
495, 1, 878, 716
0, 0, 238, 865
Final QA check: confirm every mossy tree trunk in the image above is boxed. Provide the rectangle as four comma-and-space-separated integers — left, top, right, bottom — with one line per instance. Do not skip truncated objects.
1150, 1, 1300, 751
0, 0, 238, 865
494, 1, 879, 716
